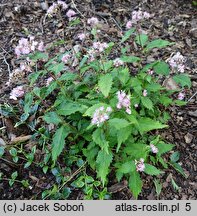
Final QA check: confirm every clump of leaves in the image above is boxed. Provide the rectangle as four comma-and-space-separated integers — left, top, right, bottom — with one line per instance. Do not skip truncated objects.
1, 11, 191, 199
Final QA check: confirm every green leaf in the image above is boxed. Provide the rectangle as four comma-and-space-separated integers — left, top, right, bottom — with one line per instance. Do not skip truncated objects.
141, 97, 153, 110
28, 70, 45, 86
120, 56, 140, 63
118, 161, 136, 174
83, 103, 108, 117
92, 128, 109, 153
170, 162, 187, 178
118, 68, 130, 85
129, 171, 143, 199
153, 179, 162, 196
108, 118, 130, 130
137, 118, 168, 134
57, 101, 87, 116
144, 164, 163, 176
52, 125, 71, 161
135, 34, 148, 47
124, 143, 148, 159
170, 151, 180, 163
30, 52, 48, 61
121, 28, 135, 43
58, 73, 77, 81
173, 74, 191, 88
160, 95, 173, 107
96, 150, 113, 185
98, 74, 113, 97
48, 62, 64, 75
153, 61, 170, 75
11, 171, 18, 180
0, 146, 5, 157
157, 142, 174, 156
117, 126, 132, 152
145, 39, 173, 51
171, 177, 180, 191
43, 112, 62, 125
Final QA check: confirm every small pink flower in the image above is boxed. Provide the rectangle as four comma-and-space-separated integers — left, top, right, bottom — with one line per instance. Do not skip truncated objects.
78, 33, 86, 41
150, 144, 158, 154
38, 41, 45, 51
136, 158, 145, 172
66, 9, 76, 18
61, 53, 71, 64
143, 89, 147, 97
116, 91, 131, 114
178, 92, 185, 100
10, 86, 25, 100
57, 0, 68, 10
91, 106, 112, 126
147, 69, 153, 75
113, 58, 124, 67
46, 77, 54, 86
87, 17, 99, 26
47, 3, 58, 16
134, 104, 139, 108
126, 20, 132, 29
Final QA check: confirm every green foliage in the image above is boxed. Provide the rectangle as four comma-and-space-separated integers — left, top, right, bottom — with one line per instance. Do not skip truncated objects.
2, 16, 191, 200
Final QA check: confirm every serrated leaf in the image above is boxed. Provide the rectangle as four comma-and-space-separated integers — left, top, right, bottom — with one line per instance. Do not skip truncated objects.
144, 164, 163, 176
157, 142, 174, 156
43, 112, 62, 125
135, 34, 148, 47
48, 62, 64, 75
118, 68, 130, 85
108, 118, 130, 130
137, 118, 168, 134
124, 143, 148, 159
52, 125, 71, 161
92, 128, 109, 153
170, 162, 187, 178
121, 28, 135, 43
146, 39, 173, 50
120, 56, 140, 63
153, 61, 170, 75
129, 171, 142, 199
57, 102, 87, 116
58, 73, 77, 81
160, 95, 173, 107
153, 179, 162, 196
83, 142, 99, 169
170, 151, 180, 163
117, 126, 132, 152
173, 74, 191, 88
83, 103, 108, 117
141, 97, 153, 110
96, 150, 113, 185
30, 52, 48, 61
118, 161, 136, 174
98, 74, 113, 97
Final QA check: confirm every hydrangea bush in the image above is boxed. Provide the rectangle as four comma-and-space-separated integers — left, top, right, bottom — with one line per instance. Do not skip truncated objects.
1, 6, 191, 199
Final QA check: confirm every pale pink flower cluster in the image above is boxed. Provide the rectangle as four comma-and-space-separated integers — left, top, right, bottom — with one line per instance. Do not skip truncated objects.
178, 92, 185, 100
66, 9, 76, 20
93, 42, 108, 52
15, 37, 45, 57
150, 144, 158, 154
143, 89, 148, 97
147, 69, 154, 75
113, 58, 124, 67
117, 91, 131, 114
87, 42, 108, 61
78, 33, 86, 41
126, 9, 151, 28
135, 158, 145, 172
167, 52, 186, 73
91, 106, 112, 126
87, 17, 99, 26
46, 77, 54, 86
47, 1, 68, 16
61, 53, 71, 64
10, 86, 25, 100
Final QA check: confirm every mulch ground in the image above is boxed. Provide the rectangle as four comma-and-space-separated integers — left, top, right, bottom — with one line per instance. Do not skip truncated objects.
0, 0, 196, 199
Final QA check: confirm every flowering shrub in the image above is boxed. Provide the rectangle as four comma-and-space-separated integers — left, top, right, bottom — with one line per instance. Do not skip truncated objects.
2, 9, 192, 199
